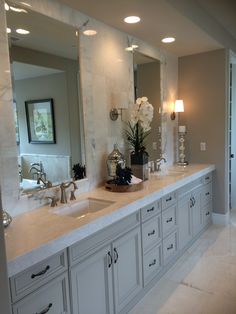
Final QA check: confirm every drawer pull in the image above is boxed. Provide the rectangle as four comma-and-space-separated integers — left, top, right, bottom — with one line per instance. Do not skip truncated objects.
36, 303, 52, 314
148, 230, 156, 236
107, 251, 112, 268
147, 206, 154, 213
114, 248, 119, 264
166, 217, 173, 223
149, 259, 156, 267
205, 192, 210, 196
206, 211, 210, 216
205, 176, 210, 180
166, 196, 172, 202
31, 265, 50, 279
167, 244, 174, 250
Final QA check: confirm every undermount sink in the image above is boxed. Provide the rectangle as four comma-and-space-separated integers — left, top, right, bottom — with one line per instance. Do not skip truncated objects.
52, 198, 115, 219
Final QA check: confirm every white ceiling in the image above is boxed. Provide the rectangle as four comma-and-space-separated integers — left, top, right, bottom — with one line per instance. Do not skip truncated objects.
57, 0, 225, 56
6, 7, 78, 60
12, 62, 63, 80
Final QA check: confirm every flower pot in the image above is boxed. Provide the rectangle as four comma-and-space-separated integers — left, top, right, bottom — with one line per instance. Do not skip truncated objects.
130, 151, 149, 165
130, 151, 149, 181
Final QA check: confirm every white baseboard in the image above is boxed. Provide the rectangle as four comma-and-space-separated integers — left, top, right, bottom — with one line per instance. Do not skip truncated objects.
212, 212, 230, 225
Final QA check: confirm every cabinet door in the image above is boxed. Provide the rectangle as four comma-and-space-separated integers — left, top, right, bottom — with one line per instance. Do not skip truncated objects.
192, 187, 202, 236
70, 245, 113, 314
113, 226, 142, 313
178, 193, 192, 250
13, 273, 70, 314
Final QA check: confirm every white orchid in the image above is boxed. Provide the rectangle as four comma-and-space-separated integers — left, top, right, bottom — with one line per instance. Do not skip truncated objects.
125, 97, 154, 153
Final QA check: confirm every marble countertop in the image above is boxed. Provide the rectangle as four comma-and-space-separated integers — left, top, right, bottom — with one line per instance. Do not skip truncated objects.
5, 164, 215, 277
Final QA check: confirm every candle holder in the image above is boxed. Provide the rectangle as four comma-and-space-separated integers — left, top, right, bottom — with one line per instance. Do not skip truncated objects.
178, 131, 188, 166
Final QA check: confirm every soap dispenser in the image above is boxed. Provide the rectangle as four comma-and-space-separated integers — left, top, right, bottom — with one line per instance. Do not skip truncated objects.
107, 144, 125, 178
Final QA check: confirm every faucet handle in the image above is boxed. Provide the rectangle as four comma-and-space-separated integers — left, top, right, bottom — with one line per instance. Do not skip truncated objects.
46, 196, 57, 207
70, 190, 76, 201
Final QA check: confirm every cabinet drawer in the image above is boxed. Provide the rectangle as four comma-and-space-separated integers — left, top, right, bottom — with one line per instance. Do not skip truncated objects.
201, 173, 212, 184
177, 178, 202, 199
143, 244, 162, 286
69, 212, 140, 265
162, 192, 176, 210
141, 201, 161, 222
12, 272, 70, 314
201, 183, 212, 207
142, 214, 162, 253
163, 231, 178, 264
162, 205, 177, 238
10, 250, 67, 302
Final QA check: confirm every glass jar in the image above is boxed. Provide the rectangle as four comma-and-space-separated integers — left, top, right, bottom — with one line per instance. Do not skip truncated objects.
107, 144, 125, 178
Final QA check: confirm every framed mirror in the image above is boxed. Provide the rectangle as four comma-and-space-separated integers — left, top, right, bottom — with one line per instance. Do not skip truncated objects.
133, 51, 162, 161
6, 2, 86, 193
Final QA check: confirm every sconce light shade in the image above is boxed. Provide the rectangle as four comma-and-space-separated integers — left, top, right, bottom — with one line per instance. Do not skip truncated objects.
175, 100, 184, 113
171, 99, 184, 120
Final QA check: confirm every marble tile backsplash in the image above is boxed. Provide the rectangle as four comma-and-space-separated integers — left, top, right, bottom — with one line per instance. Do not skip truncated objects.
0, 0, 178, 215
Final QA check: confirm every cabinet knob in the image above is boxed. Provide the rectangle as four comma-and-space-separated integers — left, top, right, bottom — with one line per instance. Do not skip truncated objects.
167, 244, 174, 250
107, 251, 112, 268
31, 265, 50, 279
36, 303, 52, 314
114, 248, 119, 264
148, 230, 156, 236
148, 259, 156, 267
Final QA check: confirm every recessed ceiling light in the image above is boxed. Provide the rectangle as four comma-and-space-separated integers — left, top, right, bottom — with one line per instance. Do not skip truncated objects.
6, 27, 11, 34
124, 16, 141, 24
20, 2, 32, 7
161, 37, 175, 43
4, 3, 10, 10
83, 29, 97, 36
16, 28, 30, 35
10, 6, 27, 13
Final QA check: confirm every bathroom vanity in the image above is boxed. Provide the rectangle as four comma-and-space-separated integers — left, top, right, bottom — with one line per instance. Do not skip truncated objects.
5, 164, 214, 314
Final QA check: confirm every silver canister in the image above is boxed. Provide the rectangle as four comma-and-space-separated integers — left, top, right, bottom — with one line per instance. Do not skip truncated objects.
107, 144, 125, 178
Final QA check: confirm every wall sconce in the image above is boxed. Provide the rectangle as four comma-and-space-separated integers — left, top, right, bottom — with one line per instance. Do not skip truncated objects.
171, 99, 184, 120
125, 36, 139, 52
110, 108, 126, 121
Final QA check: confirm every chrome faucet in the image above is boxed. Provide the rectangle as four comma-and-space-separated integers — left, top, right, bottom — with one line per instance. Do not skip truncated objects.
29, 161, 46, 181
60, 181, 78, 203
156, 157, 167, 172
37, 177, 52, 189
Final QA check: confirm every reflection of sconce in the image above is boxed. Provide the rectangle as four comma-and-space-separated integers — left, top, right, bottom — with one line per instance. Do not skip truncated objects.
125, 36, 139, 52
171, 99, 184, 120
110, 108, 126, 121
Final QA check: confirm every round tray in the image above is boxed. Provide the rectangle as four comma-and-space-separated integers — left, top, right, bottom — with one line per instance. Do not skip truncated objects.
105, 181, 143, 192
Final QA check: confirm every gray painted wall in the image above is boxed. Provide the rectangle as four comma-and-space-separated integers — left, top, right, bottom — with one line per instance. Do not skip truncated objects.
136, 61, 161, 161
15, 72, 71, 156
178, 49, 228, 215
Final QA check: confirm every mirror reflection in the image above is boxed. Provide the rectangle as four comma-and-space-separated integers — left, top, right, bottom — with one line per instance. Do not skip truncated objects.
6, 3, 85, 193
133, 51, 161, 161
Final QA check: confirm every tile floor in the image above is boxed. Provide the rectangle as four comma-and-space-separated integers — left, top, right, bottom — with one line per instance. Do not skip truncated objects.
129, 210, 236, 314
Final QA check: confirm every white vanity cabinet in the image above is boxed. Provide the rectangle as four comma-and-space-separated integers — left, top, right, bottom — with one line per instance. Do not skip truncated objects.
69, 213, 142, 314
177, 174, 212, 250
10, 250, 70, 314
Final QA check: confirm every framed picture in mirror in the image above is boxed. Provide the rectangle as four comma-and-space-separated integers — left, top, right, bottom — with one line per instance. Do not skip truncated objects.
25, 98, 56, 144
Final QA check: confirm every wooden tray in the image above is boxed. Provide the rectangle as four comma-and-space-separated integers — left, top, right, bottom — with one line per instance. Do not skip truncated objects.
105, 181, 143, 192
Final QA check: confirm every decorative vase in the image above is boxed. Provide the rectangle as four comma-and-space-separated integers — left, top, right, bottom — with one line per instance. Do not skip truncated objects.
130, 150, 149, 181
107, 144, 126, 178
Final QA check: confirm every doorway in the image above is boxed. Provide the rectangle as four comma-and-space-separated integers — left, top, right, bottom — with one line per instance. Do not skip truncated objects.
229, 53, 236, 211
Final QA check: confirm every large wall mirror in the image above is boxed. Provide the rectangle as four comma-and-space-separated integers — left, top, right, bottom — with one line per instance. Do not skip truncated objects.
133, 51, 161, 161
6, 2, 85, 193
